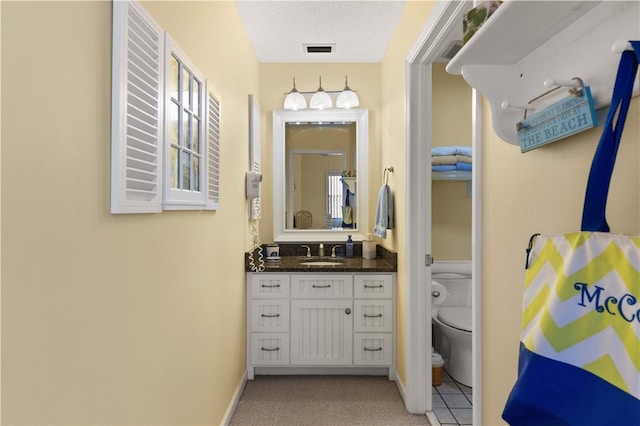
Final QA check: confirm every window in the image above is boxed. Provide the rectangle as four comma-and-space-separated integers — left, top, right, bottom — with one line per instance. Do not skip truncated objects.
111, 1, 220, 214
327, 172, 344, 224
163, 36, 206, 209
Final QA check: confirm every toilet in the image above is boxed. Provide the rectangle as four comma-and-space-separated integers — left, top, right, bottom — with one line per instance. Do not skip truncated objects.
431, 261, 472, 387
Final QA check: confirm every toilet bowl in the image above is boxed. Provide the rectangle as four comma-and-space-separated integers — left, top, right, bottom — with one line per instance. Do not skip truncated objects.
431, 261, 472, 387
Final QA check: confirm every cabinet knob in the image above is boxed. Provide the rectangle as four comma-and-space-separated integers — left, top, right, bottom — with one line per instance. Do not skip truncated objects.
345, 308, 351, 315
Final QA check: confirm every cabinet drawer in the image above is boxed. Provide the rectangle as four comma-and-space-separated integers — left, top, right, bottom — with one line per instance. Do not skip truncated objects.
354, 275, 393, 299
251, 300, 289, 332
250, 274, 290, 298
354, 300, 393, 332
251, 333, 289, 365
353, 333, 392, 366
291, 274, 353, 299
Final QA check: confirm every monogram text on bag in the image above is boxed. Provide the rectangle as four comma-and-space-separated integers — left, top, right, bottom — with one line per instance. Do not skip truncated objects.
574, 283, 639, 323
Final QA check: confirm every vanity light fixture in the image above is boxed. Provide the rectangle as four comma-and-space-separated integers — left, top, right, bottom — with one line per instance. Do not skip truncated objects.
283, 77, 307, 111
309, 77, 333, 110
283, 76, 360, 110
336, 76, 360, 108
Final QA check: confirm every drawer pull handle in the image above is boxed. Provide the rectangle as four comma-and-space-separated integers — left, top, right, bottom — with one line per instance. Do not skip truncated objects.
261, 347, 280, 352
261, 284, 280, 288
261, 314, 280, 318
364, 314, 383, 318
312, 284, 331, 288
364, 347, 383, 352
364, 284, 384, 288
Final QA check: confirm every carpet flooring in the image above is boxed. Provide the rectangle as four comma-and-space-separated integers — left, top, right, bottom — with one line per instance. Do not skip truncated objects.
229, 375, 430, 425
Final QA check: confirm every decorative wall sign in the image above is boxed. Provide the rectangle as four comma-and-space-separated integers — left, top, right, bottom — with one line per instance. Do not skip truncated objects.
517, 87, 598, 153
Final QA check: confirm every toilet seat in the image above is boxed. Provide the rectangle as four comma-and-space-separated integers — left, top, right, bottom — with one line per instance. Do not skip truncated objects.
437, 307, 471, 332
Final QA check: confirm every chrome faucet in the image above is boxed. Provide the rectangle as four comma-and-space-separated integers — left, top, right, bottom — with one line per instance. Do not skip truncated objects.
330, 245, 341, 258
301, 245, 312, 258
318, 243, 325, 257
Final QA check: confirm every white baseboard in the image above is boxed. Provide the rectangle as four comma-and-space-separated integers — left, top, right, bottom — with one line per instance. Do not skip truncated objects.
395, 372, 435, 424
394, 371, 406, 402
220, 371, 248, 426
426, 411, 441, 426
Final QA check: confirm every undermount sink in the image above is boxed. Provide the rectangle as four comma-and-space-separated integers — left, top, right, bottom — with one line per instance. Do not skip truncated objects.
299, 260, 344, 266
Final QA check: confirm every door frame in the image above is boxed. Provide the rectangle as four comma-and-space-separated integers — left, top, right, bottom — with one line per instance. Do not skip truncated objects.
404, 1, 483, 422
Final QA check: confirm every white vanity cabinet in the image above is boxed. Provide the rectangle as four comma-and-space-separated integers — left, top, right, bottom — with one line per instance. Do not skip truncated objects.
247, 272, 395, 379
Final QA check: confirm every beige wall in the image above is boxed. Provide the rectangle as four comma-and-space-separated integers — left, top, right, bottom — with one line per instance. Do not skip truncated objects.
259, 64, 382, 243
1, 1, 258, 424
482, 97, 640, 424
380, 0, 438, 386
432, 63, 472, 260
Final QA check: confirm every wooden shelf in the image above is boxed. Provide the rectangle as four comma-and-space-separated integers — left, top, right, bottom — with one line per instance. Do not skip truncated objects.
432, 170, 471, 181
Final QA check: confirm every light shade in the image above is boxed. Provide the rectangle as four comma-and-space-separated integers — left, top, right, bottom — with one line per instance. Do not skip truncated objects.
283, 77, 307, 110
336, 76, 359, 108
309, 77, 333, 109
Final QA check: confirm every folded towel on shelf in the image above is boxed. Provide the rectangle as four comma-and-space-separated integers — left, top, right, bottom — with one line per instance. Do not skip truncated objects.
432, 164, 457, 172
456, 146, 472, 157
373, 184, 394, 239
456, 162, 472, 171
431, 146, 473, 157
431, 146, 457, 156
432, 155, 457, 165
456, 155, 472, 164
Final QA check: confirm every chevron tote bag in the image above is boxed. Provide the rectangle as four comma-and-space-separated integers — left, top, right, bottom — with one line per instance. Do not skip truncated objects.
503, 41, 640, 426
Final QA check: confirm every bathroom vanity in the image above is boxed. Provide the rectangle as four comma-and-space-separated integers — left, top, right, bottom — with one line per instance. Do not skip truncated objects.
245, 247, 397, 380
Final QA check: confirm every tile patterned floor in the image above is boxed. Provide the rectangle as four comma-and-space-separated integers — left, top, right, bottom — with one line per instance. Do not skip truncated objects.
432, 370, 473, 425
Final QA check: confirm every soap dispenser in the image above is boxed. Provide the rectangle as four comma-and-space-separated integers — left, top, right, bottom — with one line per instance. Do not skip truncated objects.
346, 235, 354, 258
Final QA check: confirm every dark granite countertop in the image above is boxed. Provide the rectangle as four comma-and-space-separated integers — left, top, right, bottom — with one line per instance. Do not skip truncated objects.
245, 243, 397, 273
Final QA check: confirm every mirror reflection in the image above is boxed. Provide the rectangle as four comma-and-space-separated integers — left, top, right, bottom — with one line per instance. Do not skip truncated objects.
273, 109, 368, 242
285, 123, 357, 230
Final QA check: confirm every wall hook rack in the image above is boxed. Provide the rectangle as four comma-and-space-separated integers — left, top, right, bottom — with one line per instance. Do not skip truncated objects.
446, 1, 639, 144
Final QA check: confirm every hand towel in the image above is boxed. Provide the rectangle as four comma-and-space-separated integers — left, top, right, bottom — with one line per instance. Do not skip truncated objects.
373, 184, 393, 238
456, 155, 472, 164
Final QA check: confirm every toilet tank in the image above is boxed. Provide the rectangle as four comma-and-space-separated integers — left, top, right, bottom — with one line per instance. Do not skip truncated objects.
432, 261, 471, 308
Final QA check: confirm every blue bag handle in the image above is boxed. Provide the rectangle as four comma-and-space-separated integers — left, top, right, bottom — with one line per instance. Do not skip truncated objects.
581, 41, 640, 232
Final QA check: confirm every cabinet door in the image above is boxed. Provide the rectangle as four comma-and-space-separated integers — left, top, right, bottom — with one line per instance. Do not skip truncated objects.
290, 300, 353, 365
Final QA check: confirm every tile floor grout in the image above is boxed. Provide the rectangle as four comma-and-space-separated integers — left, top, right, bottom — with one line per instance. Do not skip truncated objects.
432, 369, 473, 425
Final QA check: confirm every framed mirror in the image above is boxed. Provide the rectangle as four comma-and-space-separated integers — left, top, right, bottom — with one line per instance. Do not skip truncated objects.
273, 109, 369, 242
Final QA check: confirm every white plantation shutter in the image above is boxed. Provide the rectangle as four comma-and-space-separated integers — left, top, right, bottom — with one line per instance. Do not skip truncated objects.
249, 95, 261, 219
206, 88, 221, 210
111, 1, 164, 213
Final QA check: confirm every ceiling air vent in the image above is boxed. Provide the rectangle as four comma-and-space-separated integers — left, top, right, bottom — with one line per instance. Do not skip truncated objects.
441, 40, 463, 60
304, 43, 335, 54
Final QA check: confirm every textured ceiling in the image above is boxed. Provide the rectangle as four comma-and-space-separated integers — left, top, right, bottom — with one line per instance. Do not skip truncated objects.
234, 0, 407, 63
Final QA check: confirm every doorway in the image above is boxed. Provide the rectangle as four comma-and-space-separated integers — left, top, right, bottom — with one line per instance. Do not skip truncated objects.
404, 1, 482, 424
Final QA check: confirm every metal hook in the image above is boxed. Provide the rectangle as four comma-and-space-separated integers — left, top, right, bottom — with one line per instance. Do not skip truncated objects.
383, 166, 394, 185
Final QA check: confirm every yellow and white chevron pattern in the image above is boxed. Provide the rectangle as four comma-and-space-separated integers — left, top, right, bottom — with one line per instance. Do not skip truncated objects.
522, 232, 640, 399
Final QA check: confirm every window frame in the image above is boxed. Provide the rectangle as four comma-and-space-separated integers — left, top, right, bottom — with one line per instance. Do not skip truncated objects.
162, 34, 207, 210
